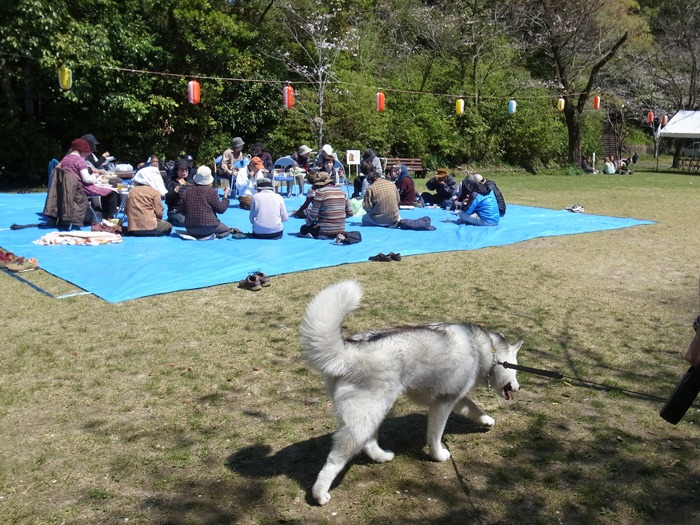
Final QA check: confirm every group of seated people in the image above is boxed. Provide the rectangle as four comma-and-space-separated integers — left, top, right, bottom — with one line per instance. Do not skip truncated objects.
582, 152, 637, 175
44, 135, 507, 240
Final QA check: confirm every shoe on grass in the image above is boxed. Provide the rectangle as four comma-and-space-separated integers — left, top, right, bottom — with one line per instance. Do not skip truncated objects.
253, 270, 271, 287
389, 252, 402, 261
238, 274, 262, 291
369, 253, 392, 262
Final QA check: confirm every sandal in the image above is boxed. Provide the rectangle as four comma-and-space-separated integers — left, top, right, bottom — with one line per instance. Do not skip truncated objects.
6, 257, 39, 273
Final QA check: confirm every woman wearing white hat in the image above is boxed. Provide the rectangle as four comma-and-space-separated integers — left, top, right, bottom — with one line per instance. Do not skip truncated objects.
179, 166, 232, 239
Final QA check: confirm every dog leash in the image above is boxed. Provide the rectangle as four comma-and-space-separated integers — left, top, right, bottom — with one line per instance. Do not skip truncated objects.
498, 361, 668, 402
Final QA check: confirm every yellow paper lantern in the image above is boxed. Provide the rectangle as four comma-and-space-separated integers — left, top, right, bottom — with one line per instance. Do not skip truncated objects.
557, 98, 565, 111
58, 65, 72, 91
456, 98, 465, 115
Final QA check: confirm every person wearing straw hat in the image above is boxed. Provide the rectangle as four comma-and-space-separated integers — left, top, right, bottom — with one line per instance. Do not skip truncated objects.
249, 177, 288, 239
299, 172, 352, 238
421, 168, 457, 208
180, 166, 231, 239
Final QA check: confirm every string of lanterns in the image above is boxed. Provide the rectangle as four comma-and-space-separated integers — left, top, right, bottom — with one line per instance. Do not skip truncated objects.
57, 63, 663, 123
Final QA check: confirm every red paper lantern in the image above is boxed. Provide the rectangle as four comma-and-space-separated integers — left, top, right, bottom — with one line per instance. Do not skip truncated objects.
376, 90, 385, 112
661, 113, 668, 127
647, 111, 654, 124
593, 95, 601, 110
284, 84, 294, 109
188, 80, 200, 105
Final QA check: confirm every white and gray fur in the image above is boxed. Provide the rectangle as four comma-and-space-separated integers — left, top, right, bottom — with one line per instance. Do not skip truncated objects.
300, 280, 522, 505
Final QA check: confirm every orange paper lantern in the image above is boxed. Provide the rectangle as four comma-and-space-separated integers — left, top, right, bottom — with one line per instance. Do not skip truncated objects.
647, 111, 654, 124
661, 114, 668, 127
376, 90, 385, 112
593, 95, 601, 110
284, 84, 294, 109
188, 80, 200, 105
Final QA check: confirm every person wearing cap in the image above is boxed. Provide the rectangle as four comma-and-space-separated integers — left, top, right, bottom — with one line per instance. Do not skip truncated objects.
291, 145, 315, 194
314, 144, 337, 169
124, 168, 172, 237
249, 177, 288, 239
421, 168, 458, 208
236, 156, 266, 210
388, 163, 417, 206
299, 172, 352, 238
361, 171, 400, 227
81, 133, 110, 172
60, 138, 119, 219
220, 137, 245, 187
455, 173, 500, 226
180, 166, 231, 239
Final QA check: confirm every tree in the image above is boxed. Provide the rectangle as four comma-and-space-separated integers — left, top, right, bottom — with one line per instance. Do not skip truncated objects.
509, 0, 642, 163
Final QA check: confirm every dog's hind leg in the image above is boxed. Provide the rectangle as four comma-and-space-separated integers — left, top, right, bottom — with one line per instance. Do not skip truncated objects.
426, 399, 456, 461
454, 396, 495, 427
363, 430, 394, 463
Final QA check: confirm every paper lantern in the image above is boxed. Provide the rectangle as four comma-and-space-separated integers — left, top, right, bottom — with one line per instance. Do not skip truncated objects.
58, 65, 72, 91
188, 80, 200, 105
557, 98, 565, 111
593, 95, 601, 110
376, 90, 385, 112
456, 98, 465, 115
508, 99, 517, 114
661, 114, 668, 127
647, 111, 654, 124
284, 84, 294, 109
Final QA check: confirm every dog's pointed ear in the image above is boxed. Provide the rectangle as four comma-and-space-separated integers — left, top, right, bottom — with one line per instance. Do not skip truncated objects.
511, 340, 523, 354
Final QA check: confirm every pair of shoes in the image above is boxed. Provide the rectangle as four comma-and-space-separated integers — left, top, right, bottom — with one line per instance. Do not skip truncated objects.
565, 204, 585, 213
6, 257, 39, 272
238, 271, 271, 291
369, 252, 401, 262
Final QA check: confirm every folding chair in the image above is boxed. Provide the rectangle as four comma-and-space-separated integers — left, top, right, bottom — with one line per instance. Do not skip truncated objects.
272, 156, 298, 197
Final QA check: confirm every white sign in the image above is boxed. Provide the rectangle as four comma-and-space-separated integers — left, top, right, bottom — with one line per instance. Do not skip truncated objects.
346, 150, 361, 165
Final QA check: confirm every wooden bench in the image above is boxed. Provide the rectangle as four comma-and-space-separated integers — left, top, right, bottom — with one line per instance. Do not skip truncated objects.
678, 157, 700, 173
381, 157, 427, 178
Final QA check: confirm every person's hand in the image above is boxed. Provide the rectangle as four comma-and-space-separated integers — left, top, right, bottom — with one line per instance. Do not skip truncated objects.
223, 187, 230, 197
102, 151, 110, 158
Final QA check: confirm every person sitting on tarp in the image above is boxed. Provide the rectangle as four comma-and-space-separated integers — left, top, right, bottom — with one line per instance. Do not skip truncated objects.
354, 148, 382, 198
164, 159, 193, 227
124, 168, 172, 237
299, 172, 352, 239
455, 173, 500, 226
421, 168, 457, 208
61, 138, 119, 219
388, 163, 417, 206
236, 156, 266, 210
361, 171, 400, 228
249, 177, 288, 240
180, 166, 231, 239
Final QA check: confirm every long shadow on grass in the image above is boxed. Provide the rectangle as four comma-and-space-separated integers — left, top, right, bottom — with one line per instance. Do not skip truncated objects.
226, 412, 490, 505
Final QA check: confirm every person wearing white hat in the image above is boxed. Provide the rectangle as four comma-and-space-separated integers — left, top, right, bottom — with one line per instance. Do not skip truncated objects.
249, 177, 288, 239
291, 145, 316, 195
179, 166, 232, 239
124, 168, 172, 237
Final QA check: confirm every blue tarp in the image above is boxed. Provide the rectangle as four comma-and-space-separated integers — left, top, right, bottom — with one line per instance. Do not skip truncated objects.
0, 192, 654, 303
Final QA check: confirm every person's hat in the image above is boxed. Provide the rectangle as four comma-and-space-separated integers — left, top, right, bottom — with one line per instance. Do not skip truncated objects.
70, 138, 92, 153
232, 137, 245, 148
176, 159, 190, 170
256, 177, 272, 189
436, 168, 449, 178
321, 144, 334, 155
250, 156, 265, 170
81, 134, 99, 152
297, 145, 313, 156
193, 165, 214, 186
467, 173, 484, 183
312, 171, 333, 186
252, 141, 265, 151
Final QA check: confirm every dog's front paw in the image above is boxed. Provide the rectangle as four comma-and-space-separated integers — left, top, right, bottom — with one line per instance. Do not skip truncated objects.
430, 448, 451, 462
313, 490, 331, 506
375, 450, 394, 463
478, 415, 495, 427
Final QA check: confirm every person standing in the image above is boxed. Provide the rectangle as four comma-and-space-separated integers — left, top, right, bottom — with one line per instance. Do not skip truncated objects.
361, 172, 400, 227
249, 177, 288, 239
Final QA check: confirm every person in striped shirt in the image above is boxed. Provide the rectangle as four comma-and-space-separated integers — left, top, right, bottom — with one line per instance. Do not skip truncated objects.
299, 172, 352, 239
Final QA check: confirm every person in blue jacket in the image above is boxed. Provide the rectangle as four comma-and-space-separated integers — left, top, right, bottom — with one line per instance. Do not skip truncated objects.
456, 173, 500, 226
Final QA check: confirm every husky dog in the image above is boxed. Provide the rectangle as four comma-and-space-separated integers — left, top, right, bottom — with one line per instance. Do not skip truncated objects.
300, 280, 522, 505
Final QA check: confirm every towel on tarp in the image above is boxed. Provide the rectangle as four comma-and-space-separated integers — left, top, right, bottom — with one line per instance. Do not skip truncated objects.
34, 230, 123, 246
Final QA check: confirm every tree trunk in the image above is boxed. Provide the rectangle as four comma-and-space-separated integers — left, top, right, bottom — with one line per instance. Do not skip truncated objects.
564, 107, 581, 164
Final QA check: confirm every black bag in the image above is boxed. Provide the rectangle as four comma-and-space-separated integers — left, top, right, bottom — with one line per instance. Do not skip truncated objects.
336, 231, 362, 244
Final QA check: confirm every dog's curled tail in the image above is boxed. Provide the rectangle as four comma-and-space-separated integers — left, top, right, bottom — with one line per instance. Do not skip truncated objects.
300, 280, 363, 376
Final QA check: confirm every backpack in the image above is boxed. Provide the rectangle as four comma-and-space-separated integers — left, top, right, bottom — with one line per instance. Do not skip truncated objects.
485, 180, 506, 217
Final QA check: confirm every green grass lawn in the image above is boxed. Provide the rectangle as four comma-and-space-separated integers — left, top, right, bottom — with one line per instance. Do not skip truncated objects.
0, 159, 698, 524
